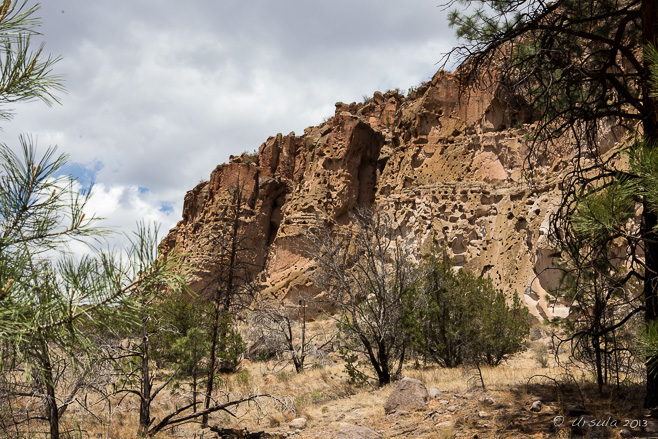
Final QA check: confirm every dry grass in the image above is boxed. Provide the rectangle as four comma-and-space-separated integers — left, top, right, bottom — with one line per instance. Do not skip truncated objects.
4, 335, 650, 438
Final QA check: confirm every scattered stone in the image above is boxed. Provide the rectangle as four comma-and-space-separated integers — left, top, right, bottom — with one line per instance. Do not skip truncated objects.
619, 429, 632, 438
384, 377, 429, 414
390, 410, 410, 417
448, 405, 458, 412
435, 421, 453, 429
478, 411, 489, 419
429, 388, 442, 398
530, 400, 543, 412
438, 399, 450, 405
334, 425, 383, 439
288, 418, 307, 430
479, 396, 495, 405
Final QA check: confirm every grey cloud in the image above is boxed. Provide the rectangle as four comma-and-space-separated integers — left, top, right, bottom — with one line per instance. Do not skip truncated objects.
1, 0, 458, 239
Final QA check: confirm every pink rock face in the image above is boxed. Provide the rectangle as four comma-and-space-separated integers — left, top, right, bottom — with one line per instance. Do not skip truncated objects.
161, 68, 596, 320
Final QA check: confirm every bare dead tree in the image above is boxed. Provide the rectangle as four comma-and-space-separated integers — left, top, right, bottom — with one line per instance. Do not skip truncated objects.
306, 207, 423, 386
201, 171, 261, 426
251, 298, 334, 373
0, 342, 104, 439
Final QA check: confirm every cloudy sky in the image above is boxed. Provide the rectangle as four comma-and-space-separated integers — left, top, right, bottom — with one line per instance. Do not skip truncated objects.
2, 1, 459, 245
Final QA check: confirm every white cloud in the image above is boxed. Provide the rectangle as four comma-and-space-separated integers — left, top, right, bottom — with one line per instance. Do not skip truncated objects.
78, 182, 180, 251
0, 0, 459, 248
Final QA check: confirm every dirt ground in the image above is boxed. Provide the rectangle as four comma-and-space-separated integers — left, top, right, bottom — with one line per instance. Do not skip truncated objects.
52, 342, 654, 439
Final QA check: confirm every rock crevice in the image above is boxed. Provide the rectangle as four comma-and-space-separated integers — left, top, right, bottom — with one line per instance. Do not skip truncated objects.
162, 69, 598, 320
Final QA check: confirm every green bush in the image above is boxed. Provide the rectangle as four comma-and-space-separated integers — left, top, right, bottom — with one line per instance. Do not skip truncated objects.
408, 252, 530, 367
236, 369, 250, 387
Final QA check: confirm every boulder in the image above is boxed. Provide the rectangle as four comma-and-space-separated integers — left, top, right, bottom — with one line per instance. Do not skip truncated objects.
384, 377, 429, 414
288, 417, 307, 429
334, 425, 382, 439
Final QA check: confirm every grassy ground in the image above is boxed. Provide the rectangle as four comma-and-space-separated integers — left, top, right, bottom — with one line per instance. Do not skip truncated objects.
48, 343, 651, 439
7, 326, 651, 438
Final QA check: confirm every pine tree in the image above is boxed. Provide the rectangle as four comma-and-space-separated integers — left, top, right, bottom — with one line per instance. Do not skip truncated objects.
446, 0, 658, 407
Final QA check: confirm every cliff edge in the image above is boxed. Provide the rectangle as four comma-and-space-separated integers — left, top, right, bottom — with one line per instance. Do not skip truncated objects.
161, 68, 624, 321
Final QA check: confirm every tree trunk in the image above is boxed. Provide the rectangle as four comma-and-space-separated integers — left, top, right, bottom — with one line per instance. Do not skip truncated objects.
192, 364, 198, 413
139, 316, 152, 436
641, 0, 658, 409
203, 184, 244, 424
593, 335, 603, 395
643, 206, 658, 408
395, 343, 406, 379
39, 339, 59, 439
45, 379, 59, 439
377, 344, 391, 386
202, 301, 221, 426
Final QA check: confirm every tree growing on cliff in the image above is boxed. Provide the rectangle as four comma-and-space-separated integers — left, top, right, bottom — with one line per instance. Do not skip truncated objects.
446, 0, 658, 407
308, 207, 422, 386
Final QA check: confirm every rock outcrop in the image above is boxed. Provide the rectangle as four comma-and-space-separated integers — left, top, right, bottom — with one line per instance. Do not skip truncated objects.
384, 377, 430, 414
161, 68, 626, 320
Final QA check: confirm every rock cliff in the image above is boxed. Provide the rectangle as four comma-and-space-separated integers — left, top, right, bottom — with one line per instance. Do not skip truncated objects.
161, 68, 623, 321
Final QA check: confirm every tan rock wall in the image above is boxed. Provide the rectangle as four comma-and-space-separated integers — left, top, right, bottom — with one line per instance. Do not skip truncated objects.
162, 69, 595, 320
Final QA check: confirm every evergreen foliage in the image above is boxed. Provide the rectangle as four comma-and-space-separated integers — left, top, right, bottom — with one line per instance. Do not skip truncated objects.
446, 0, 658, 407
408, 251, 529, 368
0, 0, 63, 121
310, 210, 531, 386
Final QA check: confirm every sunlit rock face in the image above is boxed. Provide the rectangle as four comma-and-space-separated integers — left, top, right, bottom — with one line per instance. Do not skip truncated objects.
162, 68, 617, 321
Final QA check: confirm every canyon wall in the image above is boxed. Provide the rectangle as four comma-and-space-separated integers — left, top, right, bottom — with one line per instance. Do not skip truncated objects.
161, 69, 622, 321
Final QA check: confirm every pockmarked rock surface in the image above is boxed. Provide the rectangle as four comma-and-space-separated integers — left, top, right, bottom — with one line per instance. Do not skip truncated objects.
161, 68, 626, 320
384, 377, 430, 415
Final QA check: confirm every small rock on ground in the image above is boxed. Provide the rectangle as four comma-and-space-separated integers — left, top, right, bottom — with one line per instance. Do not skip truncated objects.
334, 425, 383, 439
288, 417, 307, 429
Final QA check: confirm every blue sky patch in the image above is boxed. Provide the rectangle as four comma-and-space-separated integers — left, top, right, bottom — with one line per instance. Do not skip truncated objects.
55, 161, 103, 192
159, 203, 174, 214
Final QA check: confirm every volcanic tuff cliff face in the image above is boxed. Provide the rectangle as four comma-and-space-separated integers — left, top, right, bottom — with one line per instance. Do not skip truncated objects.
161, 69, 622, 321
